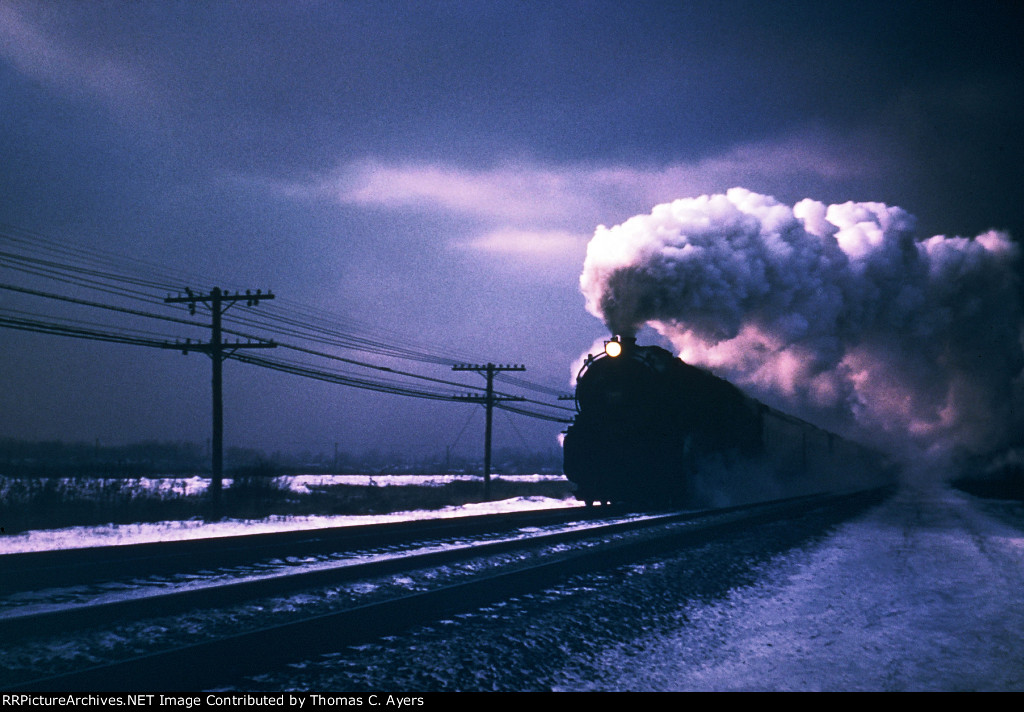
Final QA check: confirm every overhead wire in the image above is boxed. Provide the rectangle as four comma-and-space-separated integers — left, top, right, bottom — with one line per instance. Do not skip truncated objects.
230, 352, 461, 401
0, 282, 210, 330
0, 225, 552, 372
0, 226, 466, 365
0, 223, 576, 420
0, 306, 187, 343
0, 224, 560, 378
0, 314, 175, 349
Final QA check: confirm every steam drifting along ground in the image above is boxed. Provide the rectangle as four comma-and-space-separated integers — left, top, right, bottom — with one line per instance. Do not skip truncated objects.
580, 188, 1023, 462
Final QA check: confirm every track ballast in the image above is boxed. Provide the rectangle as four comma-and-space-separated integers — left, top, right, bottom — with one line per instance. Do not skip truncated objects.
2, 487, 892, 691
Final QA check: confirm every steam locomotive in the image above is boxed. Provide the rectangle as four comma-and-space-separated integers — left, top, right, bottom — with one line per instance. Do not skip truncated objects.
562, 336, 887, 506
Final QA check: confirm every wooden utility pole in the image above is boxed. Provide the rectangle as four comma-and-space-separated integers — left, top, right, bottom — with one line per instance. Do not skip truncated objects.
164, 287, 276, 507
452, 363, 525, 500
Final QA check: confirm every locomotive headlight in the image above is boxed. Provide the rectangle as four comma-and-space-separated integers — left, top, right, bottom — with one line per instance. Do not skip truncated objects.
604, 339, 622, 358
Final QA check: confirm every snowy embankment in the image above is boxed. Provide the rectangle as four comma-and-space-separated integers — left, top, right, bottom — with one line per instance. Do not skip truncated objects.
555, 484, 1024, 691
0, 474, 580, 555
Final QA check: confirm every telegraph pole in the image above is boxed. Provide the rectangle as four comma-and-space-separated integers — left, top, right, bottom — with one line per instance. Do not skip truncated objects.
452, 363, 525, 500
165, 287, 276, 507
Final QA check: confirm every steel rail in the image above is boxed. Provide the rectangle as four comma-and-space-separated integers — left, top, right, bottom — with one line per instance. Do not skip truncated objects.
0, 508, 703, 639
2, 487, 892, 692
0, 506, 613, 593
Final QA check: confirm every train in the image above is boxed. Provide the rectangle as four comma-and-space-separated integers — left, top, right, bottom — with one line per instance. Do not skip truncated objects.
562, 336, 889, 507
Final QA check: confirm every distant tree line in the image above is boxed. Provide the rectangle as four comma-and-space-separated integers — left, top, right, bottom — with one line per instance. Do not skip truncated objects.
0, 439, 207, 477
0, 438, 564, 477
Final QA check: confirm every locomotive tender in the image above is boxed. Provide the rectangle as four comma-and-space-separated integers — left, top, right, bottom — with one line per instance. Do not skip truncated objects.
562, 336, 886, 506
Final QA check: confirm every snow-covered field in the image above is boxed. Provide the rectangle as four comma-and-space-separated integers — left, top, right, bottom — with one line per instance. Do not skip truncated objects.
0, 473, 575, 554
0, 472, 568, 498
0, 493, 582, 555
281, 473, 567, 492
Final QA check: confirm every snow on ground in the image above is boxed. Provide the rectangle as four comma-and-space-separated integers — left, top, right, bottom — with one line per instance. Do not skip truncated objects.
0, 473, 566, 497
0, 494, 583, 555
282, 473, 566, 493
555, 484, 1024, 691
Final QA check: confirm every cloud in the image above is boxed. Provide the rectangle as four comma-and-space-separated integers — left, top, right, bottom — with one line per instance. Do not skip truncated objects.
0, 3, 150, 105
455, 228, 588, 257
263, 131, 884, 231
330, 161, 576, 223
586, 133, 876, 200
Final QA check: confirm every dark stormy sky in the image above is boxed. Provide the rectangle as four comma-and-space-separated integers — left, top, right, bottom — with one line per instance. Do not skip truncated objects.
1, 1, 1021, 461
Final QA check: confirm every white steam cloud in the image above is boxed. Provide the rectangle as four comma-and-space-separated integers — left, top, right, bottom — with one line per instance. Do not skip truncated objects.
580, 188, 1023, 459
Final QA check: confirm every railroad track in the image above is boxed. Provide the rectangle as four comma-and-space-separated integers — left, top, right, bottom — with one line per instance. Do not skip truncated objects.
1, 505, 612, 594
1, 487, 892, 691
0, 507, 667, 639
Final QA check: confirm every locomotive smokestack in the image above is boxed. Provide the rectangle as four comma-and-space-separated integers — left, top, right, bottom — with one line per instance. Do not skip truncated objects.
616, 334, 637, 354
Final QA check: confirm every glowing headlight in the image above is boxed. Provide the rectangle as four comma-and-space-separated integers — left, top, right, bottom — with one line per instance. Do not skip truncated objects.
604, 339, 622, 358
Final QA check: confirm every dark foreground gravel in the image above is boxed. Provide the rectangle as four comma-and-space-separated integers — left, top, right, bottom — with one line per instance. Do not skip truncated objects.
236, 493, 883, 691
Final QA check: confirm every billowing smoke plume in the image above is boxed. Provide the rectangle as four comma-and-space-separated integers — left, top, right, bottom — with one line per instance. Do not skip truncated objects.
580, 188, 1023, 460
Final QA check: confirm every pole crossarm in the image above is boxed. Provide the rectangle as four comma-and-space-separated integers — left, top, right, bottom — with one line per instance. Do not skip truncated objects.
452, 393, 525, 404
167, 338, 276, 358
165, 287, 275, 311
452, 363, 525, 373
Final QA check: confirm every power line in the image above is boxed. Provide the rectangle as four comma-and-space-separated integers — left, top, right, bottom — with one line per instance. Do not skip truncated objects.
2, 225, 574, 396
0, 224, 577, 429
0, 314, 174, 349
234, 352, 460, 400
0, 282, 208, 329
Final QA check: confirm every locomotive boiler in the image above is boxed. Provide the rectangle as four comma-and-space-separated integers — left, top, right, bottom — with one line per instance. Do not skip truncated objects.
562, 336, 885, 506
